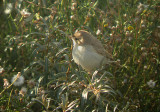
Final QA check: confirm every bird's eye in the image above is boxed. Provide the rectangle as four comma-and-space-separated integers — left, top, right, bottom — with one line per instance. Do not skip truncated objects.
75, 38, 79, 40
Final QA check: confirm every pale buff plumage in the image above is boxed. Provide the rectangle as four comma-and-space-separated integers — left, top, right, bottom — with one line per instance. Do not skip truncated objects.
71, 30, 114, 73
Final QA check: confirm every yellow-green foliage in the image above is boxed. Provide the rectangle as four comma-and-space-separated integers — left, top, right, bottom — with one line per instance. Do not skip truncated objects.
0, 0, 159, 111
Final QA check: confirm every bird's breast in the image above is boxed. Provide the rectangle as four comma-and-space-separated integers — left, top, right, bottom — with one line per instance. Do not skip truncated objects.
72, 45, 106, 72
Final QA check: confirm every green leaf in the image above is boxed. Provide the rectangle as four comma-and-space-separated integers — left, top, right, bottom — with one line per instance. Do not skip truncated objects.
66, 99, 79, 111
81, 88, 92, 107
45, 57, 48, 73
56, 47, 69, 57
24, 14, 34, 22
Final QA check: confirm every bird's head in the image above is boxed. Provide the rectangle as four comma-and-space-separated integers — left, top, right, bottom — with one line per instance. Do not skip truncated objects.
71, 30, 93, 46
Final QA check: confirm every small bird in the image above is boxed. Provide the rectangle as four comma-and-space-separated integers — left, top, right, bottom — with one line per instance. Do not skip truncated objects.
71, 30, 114, 74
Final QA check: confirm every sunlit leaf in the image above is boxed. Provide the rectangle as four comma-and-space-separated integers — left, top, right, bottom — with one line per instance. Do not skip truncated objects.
66, 99, 79, 111
81, 88, 92, 107
24, 14, 34, 22
56, 47, 69, 57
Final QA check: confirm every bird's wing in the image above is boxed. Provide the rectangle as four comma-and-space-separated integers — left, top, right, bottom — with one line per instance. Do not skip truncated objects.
91, 37, 113, 60
79, 30, 113, 60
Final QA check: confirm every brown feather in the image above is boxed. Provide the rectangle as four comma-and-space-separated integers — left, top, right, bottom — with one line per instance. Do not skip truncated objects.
76, 30, 113, 60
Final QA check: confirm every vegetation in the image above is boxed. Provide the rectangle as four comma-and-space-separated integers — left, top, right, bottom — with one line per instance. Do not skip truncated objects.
0, 0, 159, 111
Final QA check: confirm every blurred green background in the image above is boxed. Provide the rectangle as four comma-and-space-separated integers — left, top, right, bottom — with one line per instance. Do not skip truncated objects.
0, 0, 159, 111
